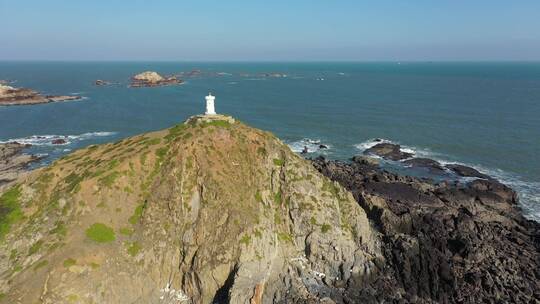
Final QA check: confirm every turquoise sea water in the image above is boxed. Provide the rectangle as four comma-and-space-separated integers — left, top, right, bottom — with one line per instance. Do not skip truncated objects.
1, 62, 539, 221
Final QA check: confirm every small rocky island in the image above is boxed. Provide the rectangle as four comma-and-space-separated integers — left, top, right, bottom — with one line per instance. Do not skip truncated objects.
0, 84, 81, 106
129, 71, 183, 87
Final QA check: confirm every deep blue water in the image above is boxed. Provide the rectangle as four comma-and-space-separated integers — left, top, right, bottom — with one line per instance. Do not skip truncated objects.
1, 62, 539, 220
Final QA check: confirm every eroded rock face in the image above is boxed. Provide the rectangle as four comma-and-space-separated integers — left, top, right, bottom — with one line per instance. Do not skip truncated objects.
0, 116, 379, 304
313, 157, 540, 303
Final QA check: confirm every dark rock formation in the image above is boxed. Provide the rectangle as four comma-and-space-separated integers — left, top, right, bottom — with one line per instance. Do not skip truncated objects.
51, 138, 67, 145
312, 156, 540, 303
403, 157, 447, 175
446, 163, 492, 179
94, 79, 111, 86
364, 143, 413, 161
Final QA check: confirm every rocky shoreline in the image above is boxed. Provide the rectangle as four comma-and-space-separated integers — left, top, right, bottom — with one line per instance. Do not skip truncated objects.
312, 150, 540, 303
0, 84, 82, 106
0, 143, 44, 191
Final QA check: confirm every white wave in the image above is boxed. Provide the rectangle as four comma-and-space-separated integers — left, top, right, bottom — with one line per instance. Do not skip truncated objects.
287, 138, 331, 154
354, 138, 540, 222
354, 138, 393, 151
0, 131, 116, 146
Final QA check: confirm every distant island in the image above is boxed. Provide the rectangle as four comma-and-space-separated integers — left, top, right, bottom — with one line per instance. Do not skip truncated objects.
0, 84, 81, 106
129, 71, 183, 87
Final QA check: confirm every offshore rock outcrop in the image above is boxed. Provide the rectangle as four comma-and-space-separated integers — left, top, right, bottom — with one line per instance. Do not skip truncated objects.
130, 71, 183, 87
0, 84, 81, 106
313, 156, 540, 303
0, 115, 380, 303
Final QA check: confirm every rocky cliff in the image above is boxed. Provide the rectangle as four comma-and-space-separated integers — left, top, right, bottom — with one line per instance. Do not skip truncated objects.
0, 115, 380, 303
313, 156, 540, 303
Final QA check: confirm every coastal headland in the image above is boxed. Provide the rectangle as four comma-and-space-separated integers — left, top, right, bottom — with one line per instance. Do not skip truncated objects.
0, 116, 537, 303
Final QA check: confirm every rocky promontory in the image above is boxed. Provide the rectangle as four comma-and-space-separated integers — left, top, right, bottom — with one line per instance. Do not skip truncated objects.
0, 84, 82, 106
129, 71, 183, 87
0, 119, 538, 303
313, 155, 540, 303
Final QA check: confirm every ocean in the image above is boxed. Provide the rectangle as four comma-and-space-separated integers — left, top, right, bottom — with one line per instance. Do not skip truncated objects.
1, 61, 539, 221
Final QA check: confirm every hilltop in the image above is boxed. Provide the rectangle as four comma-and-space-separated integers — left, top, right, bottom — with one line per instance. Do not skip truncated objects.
0, 115, 380, 303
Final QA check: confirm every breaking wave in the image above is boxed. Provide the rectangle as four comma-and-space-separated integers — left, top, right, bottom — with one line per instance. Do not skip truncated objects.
287, 138, 331, 154
0, 131, 117, 146
354, 138, 540, 222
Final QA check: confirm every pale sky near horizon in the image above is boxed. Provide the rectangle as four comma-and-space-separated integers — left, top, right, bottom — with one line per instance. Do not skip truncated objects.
1, 0, 540, 61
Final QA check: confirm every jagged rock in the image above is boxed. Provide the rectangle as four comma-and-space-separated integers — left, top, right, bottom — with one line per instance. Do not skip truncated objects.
313, 157, 540, 303
51, 139, 67, 145
363, 143, 413, 161
0, 116, 379, 304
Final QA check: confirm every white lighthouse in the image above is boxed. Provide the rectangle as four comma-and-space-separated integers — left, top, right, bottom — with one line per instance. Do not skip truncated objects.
205, 93, 216, 115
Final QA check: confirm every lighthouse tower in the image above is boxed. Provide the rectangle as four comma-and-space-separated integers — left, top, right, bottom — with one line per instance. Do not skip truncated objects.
205, 93, 216, 115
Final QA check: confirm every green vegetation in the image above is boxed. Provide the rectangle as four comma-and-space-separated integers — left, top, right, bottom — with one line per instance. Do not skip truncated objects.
119, 227, 134, 236
99, 171, 120, 188
165, 123, 188, 141
13, 265, 23, 272
63, 258, 76, 267
321, 224, 331, 233
85, 223, 116, 243
28, 240, 44, 255
0, 186, 23, 240
274, 192, 282, 205
273, 158, 284, 166
64, 173, 84, 193
33, 260, 48, 270
274, 213, 281, 225
255, 191, 263, 203
257, 147, 266, 156
50, 221, 67, 237
277, 232, 293, 243
155, 147, 168, 160
9, 249, 17, 260
67, 294, 79, 303
128, 203, 145, 225
200, 120, 231, 128
144, 138, 161, 146
126, 241, 141, 256
310, 217, 317, 225
239, 234, 251, 245
90, 262, 100, 269
254, 229, 262, 238
107, 159, 119, 170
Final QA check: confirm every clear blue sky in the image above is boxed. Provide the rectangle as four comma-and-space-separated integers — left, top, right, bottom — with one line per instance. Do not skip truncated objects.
1, 0, 539, 61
